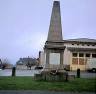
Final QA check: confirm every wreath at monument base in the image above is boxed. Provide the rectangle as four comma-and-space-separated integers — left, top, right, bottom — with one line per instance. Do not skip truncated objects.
50, 69, 58, 76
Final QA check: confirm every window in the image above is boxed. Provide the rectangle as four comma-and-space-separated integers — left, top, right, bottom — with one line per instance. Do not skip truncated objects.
77, 44, 79, 45
92, 54, 96, 58
79, 53, 84, 57
86, 54, 90, 57
72, 53, 77, 57
72, 58, 78, 65
82, 44, 84, 46
72, 44, 74, 45
79, 58, 84, 65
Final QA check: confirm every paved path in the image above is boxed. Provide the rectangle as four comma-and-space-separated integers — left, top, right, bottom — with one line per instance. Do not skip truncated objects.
69, 71, 96, 78
0, 69, 96, 78
0, 90, 95, 94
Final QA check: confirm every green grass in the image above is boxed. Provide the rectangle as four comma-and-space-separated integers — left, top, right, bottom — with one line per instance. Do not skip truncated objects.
0, 76, 96, 92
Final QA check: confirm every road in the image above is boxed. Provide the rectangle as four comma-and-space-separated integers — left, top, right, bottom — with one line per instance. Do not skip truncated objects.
0, 90, 95, 94
0, 69, 96, 78
68, 71, 96, 78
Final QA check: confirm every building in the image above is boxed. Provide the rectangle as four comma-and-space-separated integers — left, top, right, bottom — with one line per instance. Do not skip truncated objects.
39, 1, 96, 71
63, 38, 96, 70
16, 57, 37, 69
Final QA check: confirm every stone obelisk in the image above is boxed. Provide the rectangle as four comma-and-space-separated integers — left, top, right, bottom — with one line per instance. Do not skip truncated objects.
44, 1, 65, 71
47, 1, 63, 41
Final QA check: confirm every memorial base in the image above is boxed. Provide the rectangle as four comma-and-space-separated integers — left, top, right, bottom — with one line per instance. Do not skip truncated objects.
34, 69, 69, 82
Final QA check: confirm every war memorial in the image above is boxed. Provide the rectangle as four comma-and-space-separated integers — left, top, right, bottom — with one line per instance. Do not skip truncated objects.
39, 1, 96, 71
0, 1, 96, 93
35, 1, 67, 81
35, 1, 96, 81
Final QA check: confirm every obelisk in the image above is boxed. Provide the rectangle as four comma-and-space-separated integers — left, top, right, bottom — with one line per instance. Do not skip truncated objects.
47, 1, 63, 41
44, 1, 65, 71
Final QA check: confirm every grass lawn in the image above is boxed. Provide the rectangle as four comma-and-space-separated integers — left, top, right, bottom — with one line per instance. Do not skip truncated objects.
0, 76, 96, 92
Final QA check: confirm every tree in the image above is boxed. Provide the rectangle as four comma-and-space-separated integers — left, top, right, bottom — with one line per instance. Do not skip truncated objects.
0, 58, 12, 69
26, 57, 37, 70
0, 59, 2, 69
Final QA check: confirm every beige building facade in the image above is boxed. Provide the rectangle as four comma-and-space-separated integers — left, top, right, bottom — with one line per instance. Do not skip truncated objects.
39, 39, 96, 71
63, 39, 96, 70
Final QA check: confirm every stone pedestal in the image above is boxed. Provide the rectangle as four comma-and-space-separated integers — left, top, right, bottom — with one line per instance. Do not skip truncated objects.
44, 40, 65, 70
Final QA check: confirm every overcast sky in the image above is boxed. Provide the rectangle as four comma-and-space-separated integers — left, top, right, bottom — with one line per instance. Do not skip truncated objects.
0, 0, 96, 64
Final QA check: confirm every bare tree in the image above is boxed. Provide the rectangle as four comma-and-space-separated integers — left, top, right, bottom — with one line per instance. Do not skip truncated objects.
1, 58, 12, 69
26, 57, 37, 70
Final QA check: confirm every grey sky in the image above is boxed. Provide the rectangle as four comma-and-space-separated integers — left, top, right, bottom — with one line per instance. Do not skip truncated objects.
0, 0, 96, 64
